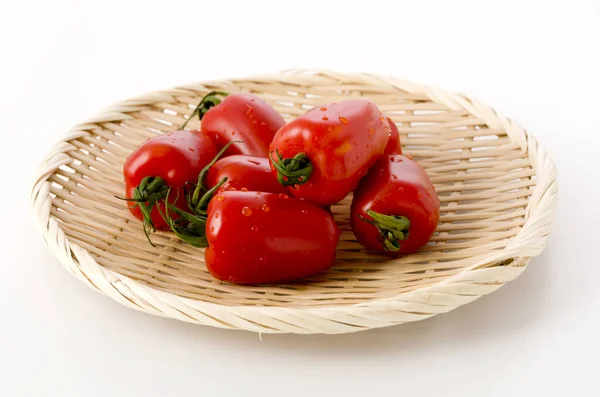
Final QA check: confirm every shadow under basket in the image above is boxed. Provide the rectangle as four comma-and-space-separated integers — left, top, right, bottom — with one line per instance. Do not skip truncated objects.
31, 69, 558, 334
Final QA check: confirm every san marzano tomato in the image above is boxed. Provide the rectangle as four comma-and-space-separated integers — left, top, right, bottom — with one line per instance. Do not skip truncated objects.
351, 154, 439, 255
201, 93, 285, 157
206, 155, 287, 194
205, 191, 340, 284
123, 130, 217, 233
269, 100, 389, 206
383, 117, 402, 155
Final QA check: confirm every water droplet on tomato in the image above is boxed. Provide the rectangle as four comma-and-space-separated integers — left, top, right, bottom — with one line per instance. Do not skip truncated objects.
216, 195, 225, 202
228, 187, 237, 191
392, 174, 398, 179
251, 225, 258, 232
322, 116, 329, 121
339, 116, 349, 124
320, 107, 327, 111
278, 193, 289, 199
241, 187, 248, 192
221, 105, 228, 112
260, 121, 266, 126
215, 213, 220, 219
261, 204, 270, 212
241, 206, 252, 216
188, 147, 195, 152
210, 226, 215, 232
256, 191, 262, 196
384, 126, 390, 133
232, 131, 236, 136
379, 116, 385, 123
369, 128, 375, 135
405, 154, 414, 160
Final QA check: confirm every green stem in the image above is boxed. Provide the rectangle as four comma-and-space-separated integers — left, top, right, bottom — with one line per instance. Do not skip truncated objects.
158, 189, 209, 248
362, 210, 411, 252
190, 140, 242, 210
116, 176, 170, 246
194, 177, 228, 215
180, 91, 228, 130
269, 149, 313, 187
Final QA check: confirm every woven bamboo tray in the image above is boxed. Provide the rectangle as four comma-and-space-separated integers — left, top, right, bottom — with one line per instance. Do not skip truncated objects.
31, 70, 557, 334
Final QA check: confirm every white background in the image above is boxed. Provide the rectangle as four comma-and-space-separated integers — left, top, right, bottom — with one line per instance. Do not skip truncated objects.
1, 0, 599, 396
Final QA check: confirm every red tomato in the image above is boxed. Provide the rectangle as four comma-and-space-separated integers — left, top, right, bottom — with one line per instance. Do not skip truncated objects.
205, 191, 340, 284
269, 100, 389, 206
201, 93, 285, 157
383, 117, 402, 155
351, 154, 440, 255
123, 130, 217, 231
205, 155, 287, 194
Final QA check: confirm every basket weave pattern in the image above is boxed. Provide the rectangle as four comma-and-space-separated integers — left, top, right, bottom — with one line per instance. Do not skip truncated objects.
31, 70, 557, 334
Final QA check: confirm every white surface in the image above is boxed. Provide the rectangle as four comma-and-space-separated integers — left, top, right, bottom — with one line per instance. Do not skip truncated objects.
1, 0, 599, 396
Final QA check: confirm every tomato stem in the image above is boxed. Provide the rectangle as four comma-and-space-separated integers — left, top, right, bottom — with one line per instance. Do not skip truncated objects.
180, 91, 228, 130
194, 177, 228, 215
362, 210, 411, 252
158, 189, 209, 248
269, 149, 313, 187
116, 176, 171, 246
189, 140, 242, 211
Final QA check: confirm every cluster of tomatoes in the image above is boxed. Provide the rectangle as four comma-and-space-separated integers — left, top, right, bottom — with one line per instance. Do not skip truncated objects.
122, 92, 440, 284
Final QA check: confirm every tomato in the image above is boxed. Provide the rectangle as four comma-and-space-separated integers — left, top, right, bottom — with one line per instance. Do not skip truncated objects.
383, 117, 402, 155
205, 191, 340, 284
201, 93, 285, 157
269, 100, 389, 206
351, 154, 440, 255
205, 155, 287, 194
123, 130, 217, 233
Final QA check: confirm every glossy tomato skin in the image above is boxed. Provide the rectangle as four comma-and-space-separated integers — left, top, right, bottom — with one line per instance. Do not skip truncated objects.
201, 93, 285, 157
123, 130, 217, 229
205, 155, 287, 194
269, 100, 389, 206
351, 155, 440, 255
205, 191, 340, 284
383, 117, 402, 155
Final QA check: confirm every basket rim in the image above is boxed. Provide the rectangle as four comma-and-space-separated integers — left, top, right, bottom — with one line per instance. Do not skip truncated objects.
30, 69, 558, 334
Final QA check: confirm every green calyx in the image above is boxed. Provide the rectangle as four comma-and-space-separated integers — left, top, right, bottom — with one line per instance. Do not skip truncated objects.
116, 176, 169, 246
158, 189, 209, 248
362, 210, 411, 252
269, 149, 313, 187
180, 91, 228, 130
